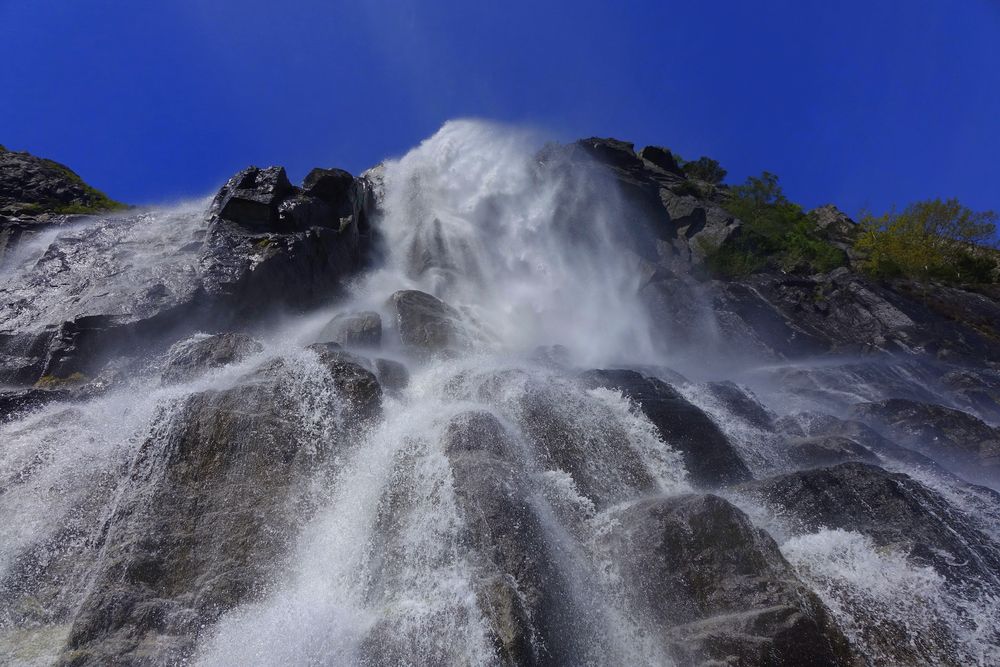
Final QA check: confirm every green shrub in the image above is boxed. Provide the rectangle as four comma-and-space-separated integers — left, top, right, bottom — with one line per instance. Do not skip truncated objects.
855, 198, 999, 283
703, 171, 846, 278
681, 156, 727, 184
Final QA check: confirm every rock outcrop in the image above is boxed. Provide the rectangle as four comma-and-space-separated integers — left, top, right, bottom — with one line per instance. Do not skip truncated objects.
555, 138, 741, 272
3, 132, 1000, 667
0, 163, 379, 387
0, 146, 125, 270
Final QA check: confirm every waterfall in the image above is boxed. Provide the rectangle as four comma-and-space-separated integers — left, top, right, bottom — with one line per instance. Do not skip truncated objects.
2, 120, 999, 666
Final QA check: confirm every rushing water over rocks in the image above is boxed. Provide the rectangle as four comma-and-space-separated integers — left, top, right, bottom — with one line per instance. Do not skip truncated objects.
2, 120, 1000, 665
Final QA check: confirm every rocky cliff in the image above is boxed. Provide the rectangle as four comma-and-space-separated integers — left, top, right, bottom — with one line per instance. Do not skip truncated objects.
2, 124, 999, 666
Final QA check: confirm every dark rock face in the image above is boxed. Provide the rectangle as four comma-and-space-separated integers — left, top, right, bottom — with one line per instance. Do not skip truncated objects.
388, 290, 469, 356
0, 147, 122, 217
57, 355, 381, 666
0, 163, 378, 387
784, 435, 878, 468
580, 369, 751, 487
638, 145, 683, 175
161, 332, 263, 383
706, 269, 1000, 364
214, 166, 293, 229
302, 167, 355, 212
601, 494, 859, 666
941, 367, 1000, 422
775, 410, 938, 468
200, 165, 367, 315
317, 311, 382, 348
564, 138, 740, 272
850, 398, 1000, 482
0, 147, 124, 270
306, 343, 382, 422
703, 380, 777, 431
737, 462, 1000, 589
0, 386, 69, 422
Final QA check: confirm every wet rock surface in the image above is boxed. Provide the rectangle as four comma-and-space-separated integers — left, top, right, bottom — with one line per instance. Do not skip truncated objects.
737, 462, 1000, 588
580, 369, 751, 487
317, 311, 382, 348
0, 163, 377, 387
560, 137, 740, 271
388, 289, 469, 356
56, 354, 381, 665
161, 332, 263, 383
850, 398, 1000, 482
784, 435, 878, 468
602, 493, 859, 666
442, 411, 576, 665
3, 132, 1000, 666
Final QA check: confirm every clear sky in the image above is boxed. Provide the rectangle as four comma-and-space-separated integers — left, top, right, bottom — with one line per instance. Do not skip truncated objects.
2, 0, 998, 216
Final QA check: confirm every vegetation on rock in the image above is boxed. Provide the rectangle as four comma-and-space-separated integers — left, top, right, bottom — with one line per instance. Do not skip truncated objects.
0, 148, 127, 215
678, 155, 727, 184
855, 198, 999, 284
33, 372, 88, 389
705, 171, 846, 278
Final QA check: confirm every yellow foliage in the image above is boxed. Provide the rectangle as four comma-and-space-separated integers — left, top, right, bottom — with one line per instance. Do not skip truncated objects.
855, 199, 998, 283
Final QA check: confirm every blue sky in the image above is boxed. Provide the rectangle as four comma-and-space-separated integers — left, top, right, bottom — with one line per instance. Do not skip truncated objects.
2, 0, 998, 216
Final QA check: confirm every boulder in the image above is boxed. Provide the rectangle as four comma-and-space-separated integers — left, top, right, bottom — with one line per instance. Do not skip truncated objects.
512, 374, 660, 507
214, 165, 293, 230
161, 332, 263, 383
306, 343, 382, 421
601, 493, 859, 666
199, 165, 366, 315
302, 167, 354, 213
850, 398, 1000, 482
374, 358, 409, 393
580, 369, 751, 487
388, 290, 469, 356
317, 311, 382, 348
638, 145, 683, 175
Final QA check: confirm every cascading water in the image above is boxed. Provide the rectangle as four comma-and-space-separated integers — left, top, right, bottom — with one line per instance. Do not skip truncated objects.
2, 119, 1000, 666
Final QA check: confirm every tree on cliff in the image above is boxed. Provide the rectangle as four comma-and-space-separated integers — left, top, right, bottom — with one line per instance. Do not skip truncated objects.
856, 199, 999, 283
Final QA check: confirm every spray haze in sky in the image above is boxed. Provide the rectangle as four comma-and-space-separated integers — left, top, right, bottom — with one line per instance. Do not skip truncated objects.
1, 1, 998, 216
